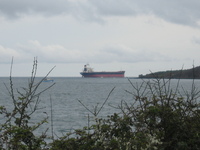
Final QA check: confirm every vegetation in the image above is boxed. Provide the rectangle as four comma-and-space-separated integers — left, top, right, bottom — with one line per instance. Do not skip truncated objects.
139, 65, 200, 79
0, 58, 55, 150
51, 78, 200, 150
1, 60, 200, 149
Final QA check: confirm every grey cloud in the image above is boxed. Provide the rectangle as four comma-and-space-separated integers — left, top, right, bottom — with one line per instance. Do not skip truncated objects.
0, 0, 104, 23
143, 0, 200, 26
90, 45, 172, 64
192, 37, 200, 44
89, 0, 138, 16
90, 0, 200, 26
0, 0, 72, 19
0, 42, 172, 64
0, 0, 200, 26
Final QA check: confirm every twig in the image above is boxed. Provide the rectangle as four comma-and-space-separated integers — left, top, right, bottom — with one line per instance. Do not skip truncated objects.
50, 95, 54, 141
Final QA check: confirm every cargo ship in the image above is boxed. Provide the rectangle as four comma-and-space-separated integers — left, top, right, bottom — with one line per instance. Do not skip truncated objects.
80, 64, 125, 78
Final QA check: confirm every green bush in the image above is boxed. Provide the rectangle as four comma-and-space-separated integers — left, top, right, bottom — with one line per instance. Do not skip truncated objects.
50, 78, 200, 150
1, 60, 200, 150
0, 58, 55, 150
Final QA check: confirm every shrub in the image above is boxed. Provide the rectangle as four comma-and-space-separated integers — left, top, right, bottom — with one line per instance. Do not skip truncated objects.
50, 77, 200, 150
1, 60, 200, 150
0, 58, 55, 150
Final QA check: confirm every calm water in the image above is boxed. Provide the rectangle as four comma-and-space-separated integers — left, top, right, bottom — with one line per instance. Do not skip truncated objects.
1, 77, 200, 138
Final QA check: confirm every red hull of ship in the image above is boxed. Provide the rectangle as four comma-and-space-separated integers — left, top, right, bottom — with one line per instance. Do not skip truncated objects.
84, 74, 124, 78
81, 72, 125, 78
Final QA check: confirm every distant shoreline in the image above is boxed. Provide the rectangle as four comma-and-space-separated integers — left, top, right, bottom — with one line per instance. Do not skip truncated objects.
138, 66, 200, 79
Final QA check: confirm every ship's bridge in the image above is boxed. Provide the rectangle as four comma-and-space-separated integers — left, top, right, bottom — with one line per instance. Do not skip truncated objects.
83, 64, 94, 72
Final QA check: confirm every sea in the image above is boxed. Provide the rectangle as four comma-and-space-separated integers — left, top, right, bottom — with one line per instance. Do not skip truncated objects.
1, 77, 200, 140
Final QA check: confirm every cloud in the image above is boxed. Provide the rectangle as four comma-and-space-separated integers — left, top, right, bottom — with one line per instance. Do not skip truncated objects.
143, 1, 200, 27
17, 40, 84, 63
89, 0, 137, 16
0, 45, 20, 63
0, 41, 172, 64
90, 0, 200, 26
95, 45, 171, 63
192, 37, 200, 44
0, 0, 200, 27
0, 0, 73, 19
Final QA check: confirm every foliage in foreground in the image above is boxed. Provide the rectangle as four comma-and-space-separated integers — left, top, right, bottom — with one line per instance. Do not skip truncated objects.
51, 78, 200, 150
1, 60, 200, 150
0, 58, 55, 150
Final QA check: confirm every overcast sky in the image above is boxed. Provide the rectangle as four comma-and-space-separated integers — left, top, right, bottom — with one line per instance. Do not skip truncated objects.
0, 0, 200, 77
